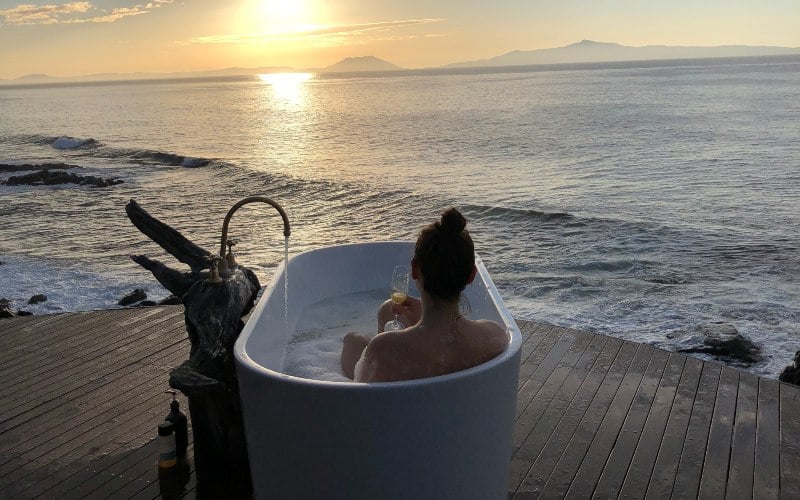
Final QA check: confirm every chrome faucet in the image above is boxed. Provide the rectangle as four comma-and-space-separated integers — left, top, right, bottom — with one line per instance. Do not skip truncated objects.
216, 196, 291, 276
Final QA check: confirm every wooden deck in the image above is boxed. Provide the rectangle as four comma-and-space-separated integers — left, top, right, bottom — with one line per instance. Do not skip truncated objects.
1, 307, 799, 499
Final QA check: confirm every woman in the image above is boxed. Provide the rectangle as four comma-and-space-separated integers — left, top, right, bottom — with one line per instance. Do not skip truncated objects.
341, 208, 508, 382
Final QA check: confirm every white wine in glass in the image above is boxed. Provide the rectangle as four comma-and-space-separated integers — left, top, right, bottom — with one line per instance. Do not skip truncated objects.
384, 265, 409, 331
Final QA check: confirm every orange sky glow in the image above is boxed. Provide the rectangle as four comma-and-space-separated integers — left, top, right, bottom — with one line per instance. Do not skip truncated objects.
0, 0, 798, 79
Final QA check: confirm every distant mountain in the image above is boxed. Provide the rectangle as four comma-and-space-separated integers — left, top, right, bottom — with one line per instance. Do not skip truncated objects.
446, 40, 800, 68
15, 73, 53, 82
0, 67, 295, 86
6, 42, 799, 86
321, 56, 403, 73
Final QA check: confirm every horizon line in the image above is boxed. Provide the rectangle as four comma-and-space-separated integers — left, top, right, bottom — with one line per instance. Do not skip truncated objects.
0, 45, 800, 87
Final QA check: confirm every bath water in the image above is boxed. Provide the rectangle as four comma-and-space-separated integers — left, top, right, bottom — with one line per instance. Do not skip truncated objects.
281, 288, 386, 381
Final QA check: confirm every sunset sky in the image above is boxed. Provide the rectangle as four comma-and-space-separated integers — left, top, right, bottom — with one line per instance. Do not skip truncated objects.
1, 0, 798, 79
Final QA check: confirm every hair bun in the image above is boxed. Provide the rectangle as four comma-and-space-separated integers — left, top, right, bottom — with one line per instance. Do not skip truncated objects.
439, 207, 467, 234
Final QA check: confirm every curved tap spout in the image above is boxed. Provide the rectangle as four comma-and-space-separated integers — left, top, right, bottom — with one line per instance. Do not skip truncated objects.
218, 196, 291, 274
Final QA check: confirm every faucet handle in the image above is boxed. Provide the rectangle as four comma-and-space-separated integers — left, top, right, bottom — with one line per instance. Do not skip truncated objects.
206, 256, 223, 283
225, 239, 238, 269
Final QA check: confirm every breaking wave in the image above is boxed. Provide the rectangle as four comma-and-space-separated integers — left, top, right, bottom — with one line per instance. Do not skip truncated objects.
51, 136, 98, 150
462, 203, 577, 223
6, 133, 213, 168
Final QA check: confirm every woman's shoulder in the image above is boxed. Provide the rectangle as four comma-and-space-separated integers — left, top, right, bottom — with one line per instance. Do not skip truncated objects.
368, 329, 408, 351
357, 330, 409, 382
469, 318, 507, 337
465, 318, 509, 354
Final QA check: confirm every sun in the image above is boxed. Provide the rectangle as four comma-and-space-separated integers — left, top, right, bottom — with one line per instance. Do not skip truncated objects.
259, 0, 310, 26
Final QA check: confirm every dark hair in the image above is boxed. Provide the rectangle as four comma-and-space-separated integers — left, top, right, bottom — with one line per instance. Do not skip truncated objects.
414, 208, 475, 300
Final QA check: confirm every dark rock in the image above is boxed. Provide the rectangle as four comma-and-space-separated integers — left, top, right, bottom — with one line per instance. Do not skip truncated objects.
159, 295, 183, 305
0, 162, 77, 173
17, 310, 33, 316
2, 169, 123, 188
780, 350, 800, 386
0, 298, 16, 318
678, 322, 763, 366
139, 300, 157, 307
118, 288, 147, 306
28, 294, 47, 305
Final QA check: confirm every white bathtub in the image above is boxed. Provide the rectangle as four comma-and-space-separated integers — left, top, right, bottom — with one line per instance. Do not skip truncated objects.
234, 242, 522, 500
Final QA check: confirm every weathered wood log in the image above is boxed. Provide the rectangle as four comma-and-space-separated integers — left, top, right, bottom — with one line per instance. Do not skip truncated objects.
125, 199, 261, 499
129, 254, 198, 299
126, 199, 212, 274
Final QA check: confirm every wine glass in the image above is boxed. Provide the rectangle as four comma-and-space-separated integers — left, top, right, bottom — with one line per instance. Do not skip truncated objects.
384, 265, 409, 331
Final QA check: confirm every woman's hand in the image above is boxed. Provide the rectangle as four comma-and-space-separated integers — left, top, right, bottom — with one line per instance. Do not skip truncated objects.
392, 295, 422, 326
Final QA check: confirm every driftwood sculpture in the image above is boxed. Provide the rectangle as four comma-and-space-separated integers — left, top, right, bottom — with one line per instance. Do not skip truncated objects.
126, 197, 290, 498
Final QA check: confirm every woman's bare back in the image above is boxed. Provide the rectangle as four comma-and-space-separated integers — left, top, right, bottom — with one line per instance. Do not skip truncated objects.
355, 317, 508, 382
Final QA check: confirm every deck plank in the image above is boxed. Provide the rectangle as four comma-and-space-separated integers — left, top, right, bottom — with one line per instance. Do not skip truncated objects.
590, 348, 670, 499
0, 307, 189, 500
510, 334, 607, 494
670, 362, 721, 499
0, 308, 177, 401
0, 311, 185, 429
8, 306, 169, 359
563, 344, 655, 499
510, 330, 596, 492
515, 323, 557, 390
0, 307, 181, 393
0, 310, 130, 376
643, 356, 704, 499
512, 330, 594, 447
780, 381, 800, 499
516, 337, 625, 497
1, 338, 186, 444
2, 312, 799, 499
754, 377, 780, 500
727, 372, 759, 499
617, 352, 687, 499
515, 327, 578, 413
27, 407, 184, 498
0, 313, 63, 341
698, 365, 740, 499
1, 346, 187, 496
540, 341, 642, 498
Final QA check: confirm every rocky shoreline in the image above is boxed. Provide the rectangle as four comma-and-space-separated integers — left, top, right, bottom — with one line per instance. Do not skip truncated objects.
0, 163, 123, 188
0, 289, 181, 318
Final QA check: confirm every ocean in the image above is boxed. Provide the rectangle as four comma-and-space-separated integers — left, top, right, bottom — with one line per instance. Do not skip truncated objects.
1, 56, 798, 378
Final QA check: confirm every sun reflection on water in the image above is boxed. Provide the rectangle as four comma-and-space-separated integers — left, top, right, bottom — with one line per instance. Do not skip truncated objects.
258, 72, 313, 105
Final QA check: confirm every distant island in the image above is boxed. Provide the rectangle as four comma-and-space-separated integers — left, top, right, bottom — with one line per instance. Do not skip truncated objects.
2, 40, 798, 86
321, 56, 404, 73
446, 39, 800, 68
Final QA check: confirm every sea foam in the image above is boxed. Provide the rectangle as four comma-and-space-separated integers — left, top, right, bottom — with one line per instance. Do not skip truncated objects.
51, 136, 97, 150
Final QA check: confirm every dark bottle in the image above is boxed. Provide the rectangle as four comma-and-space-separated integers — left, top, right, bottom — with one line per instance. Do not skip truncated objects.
157, 422, 177, 469
158, 421, 181, 500
165, 390, 188, 460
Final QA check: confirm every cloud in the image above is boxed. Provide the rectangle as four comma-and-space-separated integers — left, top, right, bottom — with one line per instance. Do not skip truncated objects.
0, 0, 173, 25
187, 18, 444, 46
0, 2, 91, 25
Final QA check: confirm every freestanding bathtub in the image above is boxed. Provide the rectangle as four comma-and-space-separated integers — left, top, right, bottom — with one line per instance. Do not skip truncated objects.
234, 242, 522, 500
